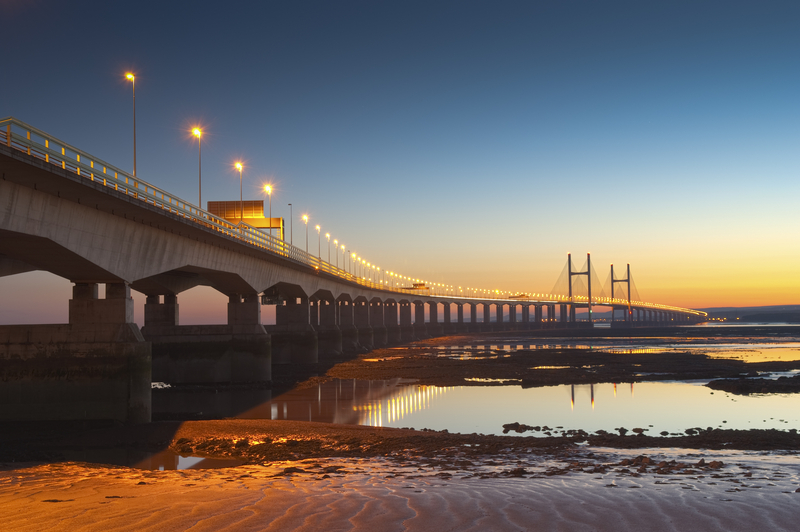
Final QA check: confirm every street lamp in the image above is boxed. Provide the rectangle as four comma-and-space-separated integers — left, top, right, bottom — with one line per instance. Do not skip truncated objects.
235, 162, 243, 223
333, 239, 338, 268
351, 252, 355, 275
303, 215, 308, 253
341, 245, 345, 271
264, 184, 272, 237
192, 128, 202, 208
125, 73, 136, 177
326, 233, 330, 263
315, 225, 321, 259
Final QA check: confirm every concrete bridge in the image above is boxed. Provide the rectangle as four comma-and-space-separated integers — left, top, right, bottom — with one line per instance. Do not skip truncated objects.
0, 118, 707, 424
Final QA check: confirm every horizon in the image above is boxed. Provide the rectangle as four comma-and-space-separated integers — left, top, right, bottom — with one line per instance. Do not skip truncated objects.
1, 0, 799, 321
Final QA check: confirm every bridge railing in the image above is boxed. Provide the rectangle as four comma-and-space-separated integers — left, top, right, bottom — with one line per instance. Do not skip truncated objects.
0, 117, 706, 316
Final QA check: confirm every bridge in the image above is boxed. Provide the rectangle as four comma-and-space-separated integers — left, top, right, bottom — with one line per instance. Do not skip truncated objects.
0, 117, 707, 423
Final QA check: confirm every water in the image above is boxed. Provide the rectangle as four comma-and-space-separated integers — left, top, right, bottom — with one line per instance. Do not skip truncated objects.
144, 335, 800, 469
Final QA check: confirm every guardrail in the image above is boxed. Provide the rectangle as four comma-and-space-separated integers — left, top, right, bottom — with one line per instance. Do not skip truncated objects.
0, 117, 705, 317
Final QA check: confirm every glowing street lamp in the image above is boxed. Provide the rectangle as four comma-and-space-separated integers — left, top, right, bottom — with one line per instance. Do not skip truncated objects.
303, 215, 309, 253
125, 73, 136, 177
235, 162, 243, 223
192, 128, 202, 208
264, 184, 272, 237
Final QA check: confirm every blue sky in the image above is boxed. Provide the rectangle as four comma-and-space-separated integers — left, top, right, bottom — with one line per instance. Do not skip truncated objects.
1, 0, 799, 316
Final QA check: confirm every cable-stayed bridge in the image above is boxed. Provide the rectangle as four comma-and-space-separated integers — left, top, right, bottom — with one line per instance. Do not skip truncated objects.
0, 117, 707, 423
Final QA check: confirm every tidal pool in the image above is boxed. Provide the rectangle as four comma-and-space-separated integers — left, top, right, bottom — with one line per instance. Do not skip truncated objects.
230, 378, 800, 437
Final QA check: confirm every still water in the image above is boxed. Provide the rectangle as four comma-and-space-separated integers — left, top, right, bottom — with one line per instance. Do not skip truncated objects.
153, 337, 800, 439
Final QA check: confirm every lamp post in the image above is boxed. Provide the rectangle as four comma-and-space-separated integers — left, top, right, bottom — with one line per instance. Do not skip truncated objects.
235, 162, 243, 223
288, 204, 292, 245
351, 253, 355, 275
315, 225, 321, 259
264, 185, 272, 237
125, 73, 136, 177
325, 233, 330, 263
192, 128, 202, 208
341, 245, 345, 271
333, 239, 338, 268
303, 215, 308, 253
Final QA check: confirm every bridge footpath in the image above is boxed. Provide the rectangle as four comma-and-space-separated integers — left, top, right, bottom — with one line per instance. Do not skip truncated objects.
0, 118, 705, 424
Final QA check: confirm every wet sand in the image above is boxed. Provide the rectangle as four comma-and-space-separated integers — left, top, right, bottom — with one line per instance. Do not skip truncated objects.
3, 449, 800, 531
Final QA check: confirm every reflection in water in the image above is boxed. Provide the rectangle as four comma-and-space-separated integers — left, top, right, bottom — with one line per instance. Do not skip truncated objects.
353, 385, 453, 427
414, 340, 800, 362
181, 378, 799, 437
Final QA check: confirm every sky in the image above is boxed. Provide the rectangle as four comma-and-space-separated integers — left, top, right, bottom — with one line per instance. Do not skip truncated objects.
1, 0, 799, 324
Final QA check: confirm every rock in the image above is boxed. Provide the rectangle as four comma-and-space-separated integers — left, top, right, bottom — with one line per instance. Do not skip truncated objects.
696, 458, 706, 467
618, 428, 628, 436
632, 428, 645, 434
708, 461, 724, 469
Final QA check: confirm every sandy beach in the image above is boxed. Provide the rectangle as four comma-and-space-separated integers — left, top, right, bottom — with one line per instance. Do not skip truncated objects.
3, 448, 800, 531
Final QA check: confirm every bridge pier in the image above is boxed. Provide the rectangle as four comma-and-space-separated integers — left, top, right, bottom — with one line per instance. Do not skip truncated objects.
312, 293, 342, 359
399, 300, 415, 342
145, 291, 273, 382
1, 281, 151, 424
495, 303, 504, 331
469, 304, 481, 332
384, 299, 401, 344
413, 301, 429, 339
427, 302, 444, 337
354, 297, 374, 350
369, 298, 388, 348
337, 297, 362, 354
269, 293, 318, 364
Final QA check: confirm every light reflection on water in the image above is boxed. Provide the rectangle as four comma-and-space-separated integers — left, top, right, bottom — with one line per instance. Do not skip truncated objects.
227, 378, 800, 437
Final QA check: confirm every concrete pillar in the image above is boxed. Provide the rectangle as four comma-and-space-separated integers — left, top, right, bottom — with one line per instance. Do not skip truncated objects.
354, 298, 374, 350
370, 299, 387, 347
483, 304, 491, 330
144, 289, 272, 385
470, 304, 480, 332
314, 297, 342, 359
495, 303, 504, 331
2, 281, 151, 424
534, 305, 542, 327
399, 300, 414, 342
338, 298, 360, 353
413, 301, 428, 339
309, 300, 319, 328
144, 294, 178, 327
509, 304, 517, 329
559, 304, 567, 324
443, 303, 455, 334
521, 305, 530, 330
427, 302, 443, 337
384, 300, 401, 344
271, 294, 317, 363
